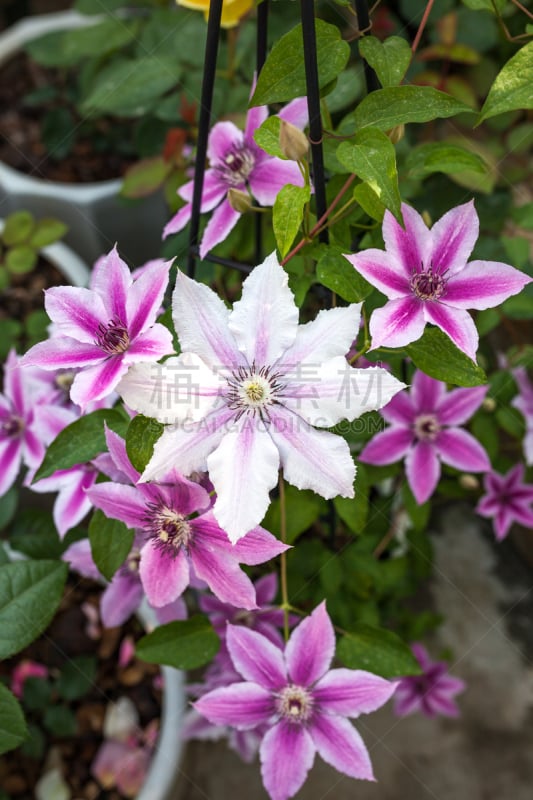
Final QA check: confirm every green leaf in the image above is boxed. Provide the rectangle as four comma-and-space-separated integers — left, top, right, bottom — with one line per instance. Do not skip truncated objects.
262, 483, 328, 545
478, 41, 533, 123
251, 20, 350, 105
136, 616, 219, 669
43, 705, 77, 737
10, 508, 64, 560
29, 218, 68, 248
55, 656, 97, 701
41, 108, 75, 160
89, 510, 134, 581
0, 560, 68, 659
353, 182, 386, 222
33, 409, 129, 482
120, 157, 171, 199
62, 18, 140, 60
273, 184, 311, 258
5, 246, 37, 275
402, 483, 430, 532
81, 57, 181, 117
0, 684, 27, 756
337, 623, 422, 677
24, 31, 79, 68
406, 327, 487, 387
316, 248, 373, 302
0, 487, 17, 531
336, 129, 402, 221
358, 36, 412, 88
406, 142, 488, 178
350, 87, 473, 132
334, 466, 369, 533
23, 677, 52, 711
125, 415, 164, 473
253, 116, 285, 159
2, 211, 34, 245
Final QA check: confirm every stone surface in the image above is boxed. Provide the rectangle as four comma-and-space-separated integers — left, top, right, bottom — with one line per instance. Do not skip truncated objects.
173, 505, 533, 800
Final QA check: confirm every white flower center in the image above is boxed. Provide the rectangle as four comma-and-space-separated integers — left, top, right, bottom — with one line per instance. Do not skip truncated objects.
414, 413, 441, 441
225, 365, 285, 420
220, 146, 255, 187
410, 267, 447, 301
276, 685, 313, 724
144, 502, 191, 557
96, 318, 130, 355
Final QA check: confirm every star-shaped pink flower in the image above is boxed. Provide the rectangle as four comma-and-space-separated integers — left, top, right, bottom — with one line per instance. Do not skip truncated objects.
476, 464, 533, 540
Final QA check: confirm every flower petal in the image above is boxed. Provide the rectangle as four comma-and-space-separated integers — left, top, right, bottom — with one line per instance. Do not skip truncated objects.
383, 204, 431, 277
88, 482, 147, 530
435, 385, 487, 425
229, 252, 299, 366
359, 425, 413, 465
208, 419, 280, 542
277, 97, 309, 129
91, 246, 132, 322
21, 338, 104, 371
286, 602, 334, 687
104, 427, 140, 484
277, 305, 361, 369
411, 370, 446, 413
190, 529, 258, 609
313, 668, 397, 717
53, 468, 95, 537
405, 441, 441, 504
443, 259, 531, 309
380, 390, 415, 425
43, 286, 107, 343
428, 200, 478, 276
229, 524, 289, 565
101, 572, 144, 627
207, 121, 243, 164
0, 439, 22, 496
195, 682, 274, 729
172, 269, 243, 370
436, 428, 490, 473
163, 203, 192, 238
199, 198, 241, 258
117, 354, 222, 425
269, 405, 355, 499
345, 249, 411, 299
139, 540, 190, 607
249, 159, 305, 205
423, 302, 479, 361
260, 721, 315, 800
244, 104, 268, 144
122, 324, 174, 363
226, 625, 287, 689
126, 259, 171, 339
309, 713, 374, 781
178, 170, 227, 209
369, 297, 426, 350
70, 355, 129, 410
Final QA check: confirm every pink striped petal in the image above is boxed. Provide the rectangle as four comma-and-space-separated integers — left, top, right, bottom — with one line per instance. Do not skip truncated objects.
244, 103, 268, 144
3, 350, 24, 412
53, 468, 95, 537
226, 625, 287, 689
444, 259, 531, 309
229, 252, 299, 366
122, 324, 174, 363
101, 573, 145, 627
126, 259, 171, 339
88, 483, 147, 530
139, 539, 190, 607
405, 441, 440, 504
163, 203, 192, 238
369, 296, 425, 350
345, 249, 411, 299
277, 97, 309, 129
260, 721, 315, 800
423, 302, 479, 361
411, 370, 446, 413
383, 204, 431, 277
249, 159, 305, 205
278, 305, 361, 370
91, 246, 132, 322
428, 200, 478, 276
199, 198, 241, 258
269, 405, 355, 499
0, 438, 22, 495
229, 524, 289, 565
21, 338, 104, 370
314, 669, 396, 717
309, 713, 374, 781
44, 286, 107, 343
190, 535, 257, 609
381, 390, 415, 425
195, 682, 274, 729
70, 355, 129, 410
286, 602, 334, 687
359, 426, 413, 465
436, 385, 487, 425
104, 427, 141, 484
178, 170, 227, 209
207, 121, 243, 164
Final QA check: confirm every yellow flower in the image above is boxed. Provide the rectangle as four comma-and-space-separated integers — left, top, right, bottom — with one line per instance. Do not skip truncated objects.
177, 0, 253, 28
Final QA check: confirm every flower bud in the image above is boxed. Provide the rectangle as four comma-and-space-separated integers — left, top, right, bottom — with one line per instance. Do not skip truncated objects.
279, 119, 309, 162
482, 397, 496, 412
459, 474, 479, 491
387, 124, 405, 144
227, 188, 252, 214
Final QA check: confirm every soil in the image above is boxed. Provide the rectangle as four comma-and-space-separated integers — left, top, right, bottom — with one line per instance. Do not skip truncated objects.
0, 576, 162, 800
0, 52, 136, 182
0, 254, 66, 322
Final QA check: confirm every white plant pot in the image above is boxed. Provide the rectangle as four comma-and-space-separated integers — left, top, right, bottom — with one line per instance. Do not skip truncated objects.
0, 11, 168, 267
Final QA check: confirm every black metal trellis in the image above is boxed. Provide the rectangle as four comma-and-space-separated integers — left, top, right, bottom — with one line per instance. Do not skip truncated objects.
185, 0, 377, 280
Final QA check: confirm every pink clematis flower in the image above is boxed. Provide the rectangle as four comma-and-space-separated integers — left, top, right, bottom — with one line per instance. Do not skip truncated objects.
87, 428, 288, 609
476, 464, 533, 541
163, 98, 308, 256
360, 370, 490, 504
0, 350, 75, 496
21, 248, 174, 409
118, 252, 404, 541
11, 659, 49, 699
394, 643, 465, 718
512, 368, 533, 466
344, 201, 531, 361
28, 463, 99, 538
195, 602, 397, 800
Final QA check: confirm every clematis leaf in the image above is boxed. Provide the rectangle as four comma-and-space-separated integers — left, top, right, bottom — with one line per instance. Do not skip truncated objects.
89, 509, 134, 581
136, 616, 219, 669
478, 40, 533, 124
253, 116, 285, 159
406, 327, 487, 387
251, 20, 350, 105
0, 684, 27, 756
358, 35, 412, 88
337, 623, 422, 678
0, 560, 68, 659
33, 409, 129, 482
337, 129, 402, 222
273, 184, 311, 258
125, 414, 164, 474
316, 248, 373, 302
405, 142, 488, 178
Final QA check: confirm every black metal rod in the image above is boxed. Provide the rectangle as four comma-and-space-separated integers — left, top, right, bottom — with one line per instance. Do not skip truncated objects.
254, 0, 269, 264
191, 248, 252, 274
354, 0, 380, 93
300, 0, 328, 245
186, 0, 223, 278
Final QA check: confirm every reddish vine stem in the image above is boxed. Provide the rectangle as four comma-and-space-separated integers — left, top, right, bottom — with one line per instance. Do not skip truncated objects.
281, 173, 357, 266
411, 0, 436, 55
